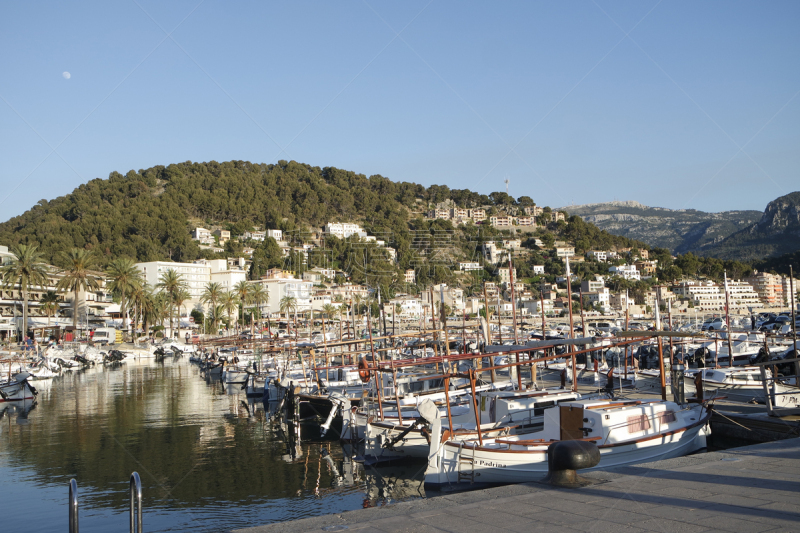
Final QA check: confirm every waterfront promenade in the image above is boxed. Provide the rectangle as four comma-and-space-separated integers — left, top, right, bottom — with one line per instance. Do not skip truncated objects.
235, 437, 800, 533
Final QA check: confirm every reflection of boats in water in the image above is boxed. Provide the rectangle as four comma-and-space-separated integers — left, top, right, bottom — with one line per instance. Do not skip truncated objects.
0, 397, 37, 433
363, 459, 426, 507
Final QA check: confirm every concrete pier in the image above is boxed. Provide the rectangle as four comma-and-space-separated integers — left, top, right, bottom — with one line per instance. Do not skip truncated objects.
234, 438, 800, 533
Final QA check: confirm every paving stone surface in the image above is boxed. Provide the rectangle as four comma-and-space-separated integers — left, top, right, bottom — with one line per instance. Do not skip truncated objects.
233, 438, 800, 533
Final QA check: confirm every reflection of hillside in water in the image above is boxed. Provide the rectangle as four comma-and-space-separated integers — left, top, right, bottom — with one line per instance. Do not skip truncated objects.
0, 359, 426, 531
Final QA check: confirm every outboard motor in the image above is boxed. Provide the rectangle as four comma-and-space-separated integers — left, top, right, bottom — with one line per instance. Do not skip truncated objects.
320, 392, 350, 438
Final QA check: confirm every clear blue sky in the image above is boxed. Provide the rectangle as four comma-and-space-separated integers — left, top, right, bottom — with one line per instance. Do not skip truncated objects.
2, 0, 798, 222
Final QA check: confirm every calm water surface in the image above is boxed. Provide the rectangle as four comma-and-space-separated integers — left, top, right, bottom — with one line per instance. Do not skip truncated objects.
0, 359, 425, 532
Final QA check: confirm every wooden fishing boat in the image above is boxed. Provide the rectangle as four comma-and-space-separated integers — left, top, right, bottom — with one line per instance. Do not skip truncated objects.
425, 397, 712, 490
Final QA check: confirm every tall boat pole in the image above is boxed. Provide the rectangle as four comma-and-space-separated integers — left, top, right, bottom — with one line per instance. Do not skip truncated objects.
482, 282, 496, 382
540, 289, 546, 339
624, 299, 630, 380
579, 285, 587, 338
791, 266, 797, 386
724, 271, 734, 368
655, 290, 667, 400
508, 255, 519, 344
565, 257, 574, 341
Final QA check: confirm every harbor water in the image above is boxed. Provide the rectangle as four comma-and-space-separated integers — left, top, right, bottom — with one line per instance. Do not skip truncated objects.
0, 358, 425, 532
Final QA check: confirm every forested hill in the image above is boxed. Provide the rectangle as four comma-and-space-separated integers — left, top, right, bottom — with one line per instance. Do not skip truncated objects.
0, 160, 642, 274
0, 160, 431, 264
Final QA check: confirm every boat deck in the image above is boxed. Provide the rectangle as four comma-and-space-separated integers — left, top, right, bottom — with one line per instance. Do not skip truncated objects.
234, 437, 800, 533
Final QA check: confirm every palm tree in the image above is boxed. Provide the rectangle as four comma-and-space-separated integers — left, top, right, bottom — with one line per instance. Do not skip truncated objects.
129, 283, 156, 339
208, 305, 226, 334
173, 287, 191, 338
234, 280, 251, 335
156, 268, 187, 339
56, 248, 100, 331
201, 282, 224, 334
221, 291, 239, 334
105, 257, 142, 338
152, 291, 170, 337
279, 295, 297, 336
0, 244, 50, 341
249, 284, 268, 335
39, 290, 61, 330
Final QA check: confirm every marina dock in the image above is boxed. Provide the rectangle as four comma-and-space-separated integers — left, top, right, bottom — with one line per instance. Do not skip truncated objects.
234, 437, 800, 533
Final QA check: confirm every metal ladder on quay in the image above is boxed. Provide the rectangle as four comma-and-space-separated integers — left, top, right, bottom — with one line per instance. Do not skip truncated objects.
68, 472, 143, 533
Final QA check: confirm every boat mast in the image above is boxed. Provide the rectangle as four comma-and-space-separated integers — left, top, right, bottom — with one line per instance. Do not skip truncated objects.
724, 271, 734, 368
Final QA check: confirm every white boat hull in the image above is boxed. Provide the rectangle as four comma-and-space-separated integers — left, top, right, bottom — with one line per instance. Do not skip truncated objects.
426, 422, 709, 489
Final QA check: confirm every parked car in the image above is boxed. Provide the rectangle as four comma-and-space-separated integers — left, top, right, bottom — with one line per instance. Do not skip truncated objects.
701, 318, 727, 331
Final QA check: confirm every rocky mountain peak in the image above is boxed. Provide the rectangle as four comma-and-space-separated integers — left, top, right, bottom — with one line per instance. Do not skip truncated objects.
757, 191, 800, 231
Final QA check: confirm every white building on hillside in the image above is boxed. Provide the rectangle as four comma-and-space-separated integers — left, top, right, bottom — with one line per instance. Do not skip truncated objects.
191, 227, 213, 245
390, 295, 423, 317
672, 280, 763, 312
252, 270, 313, 316
243, 230, 266, 241
609, 264, 641, 281
325, 223, 367, 239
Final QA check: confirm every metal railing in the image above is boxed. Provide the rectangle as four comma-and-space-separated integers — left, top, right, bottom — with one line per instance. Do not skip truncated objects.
130, 472, 143, 533
67, 472, 143, 533
69, 478, 78, 533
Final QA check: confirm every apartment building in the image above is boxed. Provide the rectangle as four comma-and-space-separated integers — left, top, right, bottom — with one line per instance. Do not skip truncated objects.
523, 206, 544, 217
608, 264, 641, 281
191, 227, 213, 245
469, 209, 486, 222
242, 230, 266, 241
489, 216, 514, 228
497, 266, 517, 286
635, 260, 658, 276
404, 269, 416, 284
581, 280, 605, 293
212, 229, 231, 243
459, 262, 482, 272
587, 250, 607, 262
672, 280, 762, 312
137, 261, 211, 301
517, 216, 535, 227
422, 284, 465, 313
450, 208, 468, 219
555, 246, 575, 259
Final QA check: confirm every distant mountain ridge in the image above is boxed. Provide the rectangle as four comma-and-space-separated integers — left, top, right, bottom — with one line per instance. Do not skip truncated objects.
559, 201, 762, 255
700, 191, 800, 261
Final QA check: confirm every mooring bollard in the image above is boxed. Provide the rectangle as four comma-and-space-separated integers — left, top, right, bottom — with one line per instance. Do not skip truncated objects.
69, 478, 79, 533
543, 440, 600, 487
130, 472, 142, 533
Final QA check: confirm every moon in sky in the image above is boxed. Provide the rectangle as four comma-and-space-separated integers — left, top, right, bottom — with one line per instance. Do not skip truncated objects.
62, 71, 71, 80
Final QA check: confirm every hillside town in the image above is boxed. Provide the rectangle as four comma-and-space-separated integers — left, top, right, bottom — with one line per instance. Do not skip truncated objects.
1, 202, 797, 342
